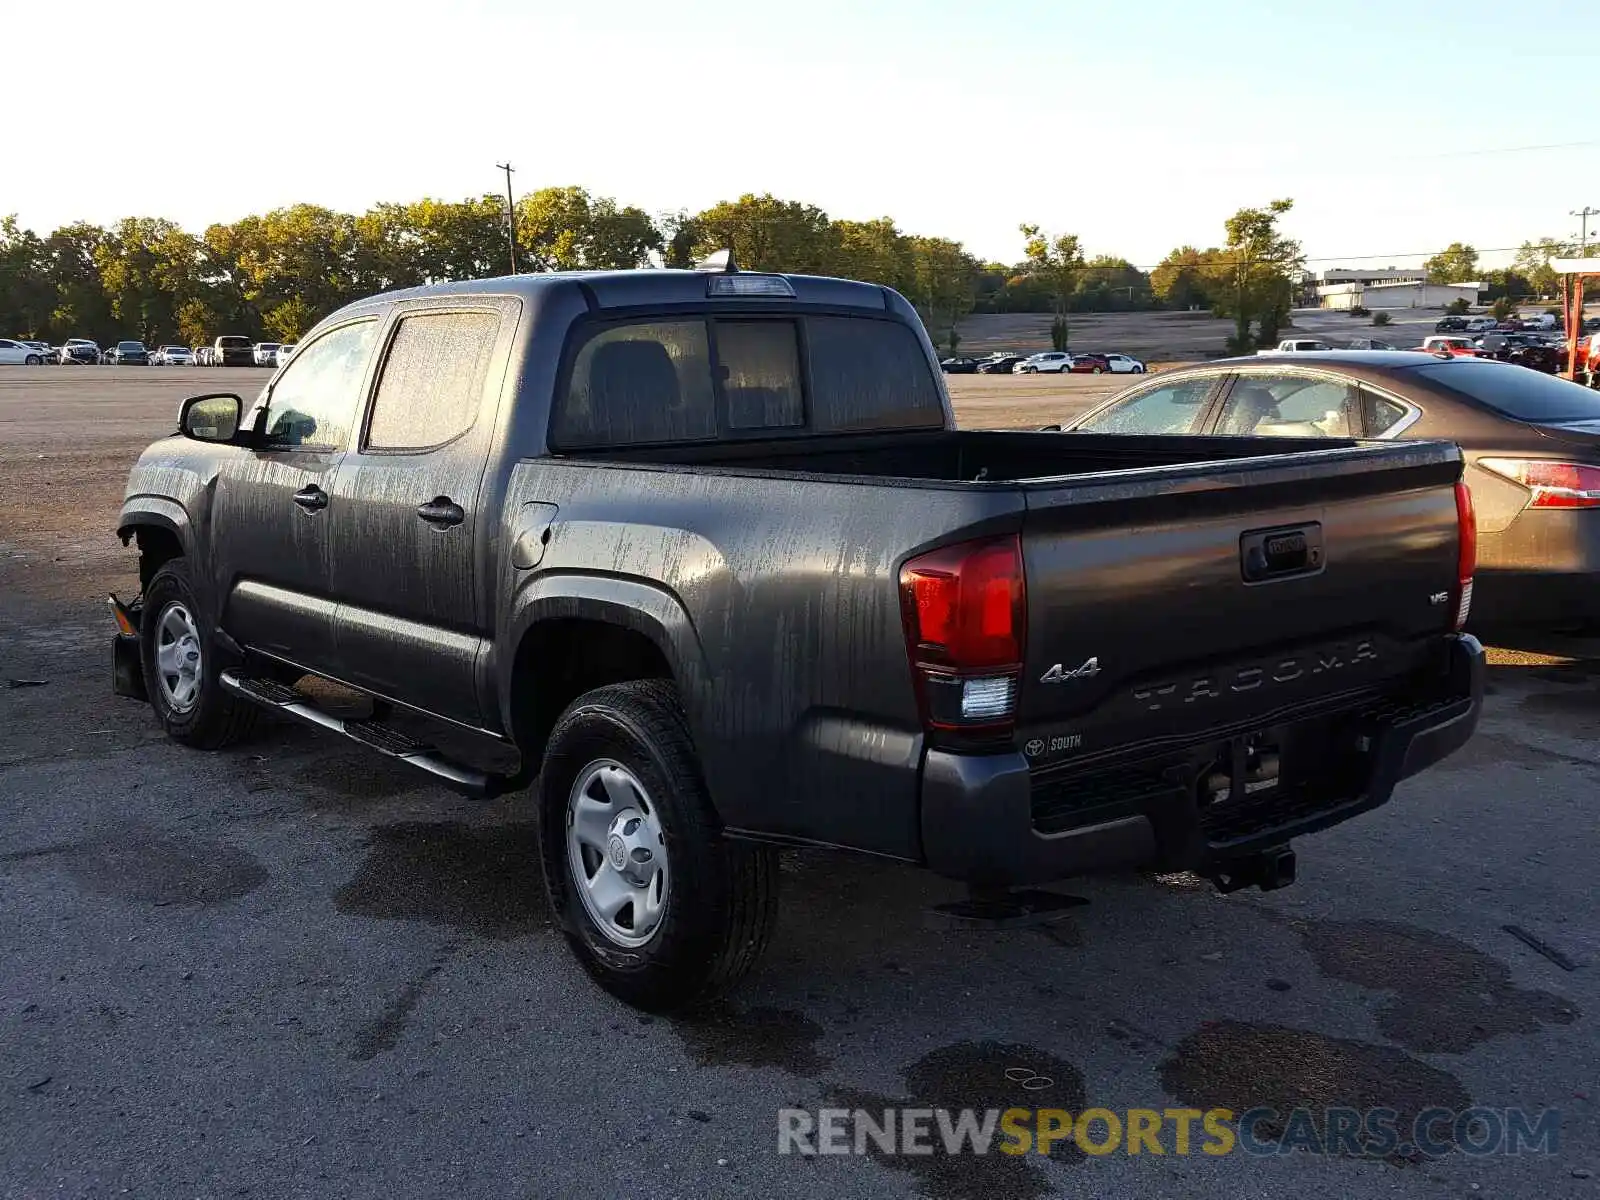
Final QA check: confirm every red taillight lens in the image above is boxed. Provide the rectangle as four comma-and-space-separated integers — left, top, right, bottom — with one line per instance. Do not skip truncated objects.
900, 535, 1026, 729
1479, 458, 1600, 509
1453, 480, 1476, 631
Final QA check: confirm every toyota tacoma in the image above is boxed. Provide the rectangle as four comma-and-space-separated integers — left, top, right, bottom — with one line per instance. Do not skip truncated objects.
110, 258, 1484, 1009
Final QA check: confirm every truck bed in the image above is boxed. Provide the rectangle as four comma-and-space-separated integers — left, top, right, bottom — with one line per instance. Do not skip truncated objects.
573, 428, 1432, 488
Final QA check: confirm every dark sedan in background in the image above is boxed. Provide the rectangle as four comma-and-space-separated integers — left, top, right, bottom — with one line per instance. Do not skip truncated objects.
939, 356, 979, 373
1062, 352, 1600, 632
976, 353, 1027, 374
104, 340, 150, 365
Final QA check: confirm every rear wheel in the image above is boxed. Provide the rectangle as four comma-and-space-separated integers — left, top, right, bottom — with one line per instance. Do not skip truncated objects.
1091, 366, 1105, 374
141, 559, 257, 749
537, 679, 778, 1011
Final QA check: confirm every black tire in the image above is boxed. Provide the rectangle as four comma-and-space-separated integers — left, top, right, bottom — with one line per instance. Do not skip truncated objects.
537, 679, 779, 1012
1091, 366, 1105, 374
141, 559, 257, 749
24, 355, 41, 365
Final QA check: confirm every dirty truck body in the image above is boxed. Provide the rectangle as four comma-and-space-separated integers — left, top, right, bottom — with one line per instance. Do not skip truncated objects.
113, 266, 1483, 1008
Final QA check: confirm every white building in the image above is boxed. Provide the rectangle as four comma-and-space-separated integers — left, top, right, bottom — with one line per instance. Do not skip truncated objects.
1315, 279, 1482, 311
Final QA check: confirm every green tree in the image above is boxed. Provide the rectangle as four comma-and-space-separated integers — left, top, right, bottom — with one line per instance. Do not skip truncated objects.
1072, 255, 1153, 311
41, 222, 115, 342
0, 215, 52, 336
1151, 246, 1214, 311
1211, 199, 1303, 352
833, 217, 915, 293
516, 187, 661, 271
691, 194, 838, 274
657, 211, 702, 268
96, 217, 207, 344
908, 236, 976, 352
1018, 224, 1084, 317
1423, 242, 1480, 284
1512, 238, 1575, 299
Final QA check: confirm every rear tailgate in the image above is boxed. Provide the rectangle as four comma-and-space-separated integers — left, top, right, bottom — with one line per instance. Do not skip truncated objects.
1014, 438, 1465, 768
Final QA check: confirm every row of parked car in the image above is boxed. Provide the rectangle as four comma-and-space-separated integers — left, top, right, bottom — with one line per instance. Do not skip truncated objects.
940, 349, 1148, 375
0, 337, 295, 367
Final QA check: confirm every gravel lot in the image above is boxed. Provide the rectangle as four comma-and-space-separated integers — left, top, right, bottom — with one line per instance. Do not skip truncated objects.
2, 366, 1597, 1199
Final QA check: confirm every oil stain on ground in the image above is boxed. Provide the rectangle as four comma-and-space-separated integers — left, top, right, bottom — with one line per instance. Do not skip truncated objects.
828, 1041, 1085, 1200
334, 821, 545, 938
1160, 1021, 1471, 1161
1293, 918, 1577, 1053
349, 943, 459, 1061
673, 1005, 828, 1075
41, 823, 267, 906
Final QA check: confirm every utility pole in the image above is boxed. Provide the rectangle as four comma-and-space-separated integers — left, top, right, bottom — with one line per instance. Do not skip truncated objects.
496, 162, 518, 274
1573, 207, 1599, 256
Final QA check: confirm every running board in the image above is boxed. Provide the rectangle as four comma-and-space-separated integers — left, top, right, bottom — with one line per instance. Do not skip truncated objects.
220, 670, 505, 798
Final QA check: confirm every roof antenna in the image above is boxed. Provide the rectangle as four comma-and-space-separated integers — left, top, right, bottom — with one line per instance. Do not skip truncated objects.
695, 248, 738, 273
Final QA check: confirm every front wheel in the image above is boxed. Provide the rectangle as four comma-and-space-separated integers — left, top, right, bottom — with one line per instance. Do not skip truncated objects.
1134, 365, 1145, 373
537, 679, 778, 1012
141, 559, 257, 749
1091, 366, 1104, 374
24, 355, 41, 365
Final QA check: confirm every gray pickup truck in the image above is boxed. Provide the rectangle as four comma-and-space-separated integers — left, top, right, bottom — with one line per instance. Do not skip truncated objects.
111, 259, 1483, 1009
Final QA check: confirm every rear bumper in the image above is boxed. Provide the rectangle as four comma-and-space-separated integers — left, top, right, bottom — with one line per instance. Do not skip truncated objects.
919, 633, 1484, 887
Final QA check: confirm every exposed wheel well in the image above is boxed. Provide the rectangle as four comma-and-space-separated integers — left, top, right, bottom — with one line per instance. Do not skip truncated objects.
511, 619, 674, 771
131, 525, 184, 590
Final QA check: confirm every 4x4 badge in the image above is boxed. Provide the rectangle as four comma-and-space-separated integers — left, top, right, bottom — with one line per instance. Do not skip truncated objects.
1040, 657, 1100, 684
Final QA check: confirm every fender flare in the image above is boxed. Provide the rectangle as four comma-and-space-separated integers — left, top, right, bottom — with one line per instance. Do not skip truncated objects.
496, 572, 710, 738
116, 496, 194, 557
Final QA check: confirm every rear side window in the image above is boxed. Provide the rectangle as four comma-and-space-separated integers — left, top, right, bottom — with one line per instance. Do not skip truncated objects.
1215, 373, 1355, 437
366, 311, 499, 450
556, 320, 718, 447
1076, 377, 1214, 434
1412, 361, 1600, 423
1361, 389, 1410, 436
805, 316, 943, 432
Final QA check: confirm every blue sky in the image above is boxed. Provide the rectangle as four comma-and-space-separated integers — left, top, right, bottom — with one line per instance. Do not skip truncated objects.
6, 0, 1597, 269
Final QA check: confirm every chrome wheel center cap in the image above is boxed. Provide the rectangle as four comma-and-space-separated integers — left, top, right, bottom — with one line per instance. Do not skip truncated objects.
607, 835, 628, 871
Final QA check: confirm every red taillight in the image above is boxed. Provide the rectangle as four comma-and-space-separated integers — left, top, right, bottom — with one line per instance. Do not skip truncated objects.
1478, 458, 1600, 509
900, 535, 1026, 729
1453, 480, 1476, 631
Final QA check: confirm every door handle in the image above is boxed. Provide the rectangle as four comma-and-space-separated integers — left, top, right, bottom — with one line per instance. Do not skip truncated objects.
417, 497, 465, 528
292, 484, 329, 512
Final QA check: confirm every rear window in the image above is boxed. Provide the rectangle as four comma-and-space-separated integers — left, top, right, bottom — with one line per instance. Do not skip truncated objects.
118, 342, 143, 351
218, 336, 250, 348
552, 314, 942, 449
805, 316, 943, 432
1412, 361, 1600, 423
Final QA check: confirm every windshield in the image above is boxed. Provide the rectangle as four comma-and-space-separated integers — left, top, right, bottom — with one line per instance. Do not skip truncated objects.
1413, 360, 1600, 423
118, 342, 143, 351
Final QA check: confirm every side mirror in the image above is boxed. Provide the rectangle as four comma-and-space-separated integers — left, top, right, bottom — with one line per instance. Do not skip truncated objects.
179, 392, 244, 443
